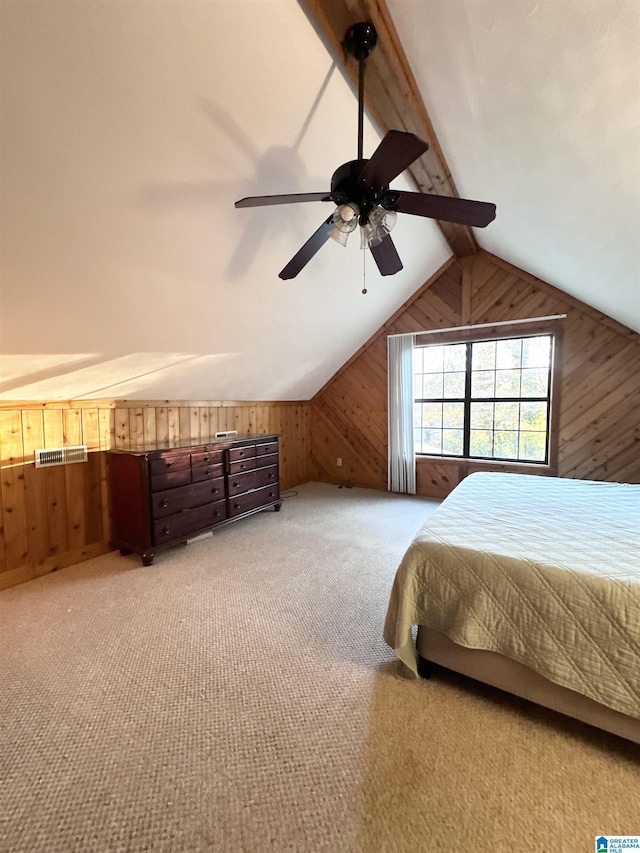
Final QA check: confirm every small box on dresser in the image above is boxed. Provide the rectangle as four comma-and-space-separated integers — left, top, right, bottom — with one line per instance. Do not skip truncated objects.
110, 434, 281, 565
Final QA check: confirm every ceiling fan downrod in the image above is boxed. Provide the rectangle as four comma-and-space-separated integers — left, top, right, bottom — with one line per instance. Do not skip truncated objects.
343, 22, 378, 162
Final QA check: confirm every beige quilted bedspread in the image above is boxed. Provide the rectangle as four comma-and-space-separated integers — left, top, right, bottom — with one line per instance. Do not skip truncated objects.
383, 472, 640, 719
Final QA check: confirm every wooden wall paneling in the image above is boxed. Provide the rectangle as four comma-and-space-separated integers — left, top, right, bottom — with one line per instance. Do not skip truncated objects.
114, 407, 129, 450
0, 400, 313, 590
312, 395, 387, 489
167, 406, 180, 445
85, 459, 104, 548
189, 407, 200, 443
562, 324, 620, 379
227, 406, 237, 435
99, 407, 115, 546
559, 369, 639, 450
81, 408, 103, 547
311, 250, 640, 498
562, 411, 639, 480
63, 409, 86, 551
461, 256, 474, 325
590, 440, 640, 483
143, 407, 157, 449
199, 407, 210, 442
21, 409, 49, 568
242, 406, 253, 434
561, 337, 633, 411
559, 401, 638, 474
255, 405, 268, 436
129, 406, 140, 448
42, 409, 69, 558
0, 452, 7, 584
179, 407, 192, 444
207, 406, 219, 438
416, 458, 461, 498
417, 285, 460, 328
288, 405, 300, 486
285, 407, 298, 489
155, 407, 169, 446
0, 410, 29, 574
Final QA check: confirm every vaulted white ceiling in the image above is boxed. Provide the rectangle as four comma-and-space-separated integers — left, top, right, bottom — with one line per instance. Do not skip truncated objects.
1, 0, 638, 401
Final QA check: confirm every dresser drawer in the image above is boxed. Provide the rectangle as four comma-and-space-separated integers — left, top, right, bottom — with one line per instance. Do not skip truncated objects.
228, 484, 279, 518
255, 441, 278, 458
255, 453, 278, 471
254, 465, 278, 489
192, 462, 224, 483
150, 468, 192, 492
149, 454, 190, 476
228, 445, 256, 463
151, 478, 225, 519
191, 449, 224, 467
228, 456, 257, 475
149, 453, 191, 491
153, 499, 227, 543
227, 470, 257, 497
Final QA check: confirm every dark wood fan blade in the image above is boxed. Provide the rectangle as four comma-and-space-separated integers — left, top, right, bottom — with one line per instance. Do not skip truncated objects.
391, 190, 496, 227
370, 235, 403, 276
235, 192, 332, 208
359, 130, 429, 188
279, 217, 334, 280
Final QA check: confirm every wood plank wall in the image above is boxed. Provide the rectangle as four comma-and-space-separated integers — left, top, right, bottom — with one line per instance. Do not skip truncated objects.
310, 251, 640, 497
0, 400, 311, 590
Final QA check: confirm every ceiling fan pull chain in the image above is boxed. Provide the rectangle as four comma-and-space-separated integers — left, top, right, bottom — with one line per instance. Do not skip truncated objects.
362, 247, 367, 294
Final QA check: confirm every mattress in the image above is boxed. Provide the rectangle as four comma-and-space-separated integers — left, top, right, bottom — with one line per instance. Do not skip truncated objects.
383, 472, 640, 719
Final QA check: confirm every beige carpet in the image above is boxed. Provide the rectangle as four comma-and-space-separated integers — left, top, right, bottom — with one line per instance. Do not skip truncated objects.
1, 481, 638, 852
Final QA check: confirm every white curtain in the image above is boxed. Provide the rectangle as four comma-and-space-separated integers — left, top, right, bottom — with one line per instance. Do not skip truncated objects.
387, 334, 416, 494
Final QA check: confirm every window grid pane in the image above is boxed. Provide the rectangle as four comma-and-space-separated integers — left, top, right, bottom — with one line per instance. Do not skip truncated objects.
414, 334, 553, 463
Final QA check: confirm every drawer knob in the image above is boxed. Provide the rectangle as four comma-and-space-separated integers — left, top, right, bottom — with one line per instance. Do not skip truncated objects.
233, 482, 240, 488
163, 526, 171, 535
268, 492, 274, 498
240, 464, 246, 469
234, 503, 240, 510
203, 455, 210, 462
268, 473, 274, 479
160, 499, 169, 508
204, 469, 210, 476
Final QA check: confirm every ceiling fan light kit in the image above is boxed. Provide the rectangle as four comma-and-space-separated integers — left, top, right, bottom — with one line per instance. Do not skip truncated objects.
234, 22, 496, 281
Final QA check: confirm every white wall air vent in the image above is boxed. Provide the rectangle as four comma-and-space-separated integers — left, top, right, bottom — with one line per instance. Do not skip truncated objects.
35, 445, 88, 468
215, 430, 238, 438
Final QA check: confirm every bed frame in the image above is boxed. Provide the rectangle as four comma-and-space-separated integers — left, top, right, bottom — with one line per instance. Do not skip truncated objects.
417, 626, 640, 744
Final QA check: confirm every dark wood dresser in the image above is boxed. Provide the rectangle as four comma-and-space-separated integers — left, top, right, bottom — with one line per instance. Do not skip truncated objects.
110, 434, 281, 565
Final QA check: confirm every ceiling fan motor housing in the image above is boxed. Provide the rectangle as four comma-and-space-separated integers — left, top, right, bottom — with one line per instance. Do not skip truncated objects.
330, 159, 392, 224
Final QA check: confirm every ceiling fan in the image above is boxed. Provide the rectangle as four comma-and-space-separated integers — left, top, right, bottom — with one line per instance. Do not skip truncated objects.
235, 22, 496, 280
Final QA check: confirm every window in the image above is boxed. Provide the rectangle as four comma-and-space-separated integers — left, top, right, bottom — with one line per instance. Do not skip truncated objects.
413, 334, 554, 464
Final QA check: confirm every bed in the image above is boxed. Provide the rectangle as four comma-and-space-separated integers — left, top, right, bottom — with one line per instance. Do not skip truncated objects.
383, 471, 640, 743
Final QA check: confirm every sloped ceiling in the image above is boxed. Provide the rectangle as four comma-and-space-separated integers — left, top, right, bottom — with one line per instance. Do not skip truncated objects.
387, 0, 640, 332
0, 0, 638, 402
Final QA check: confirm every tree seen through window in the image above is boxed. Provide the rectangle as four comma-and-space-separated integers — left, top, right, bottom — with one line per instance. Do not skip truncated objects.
413, 334, 553, 463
